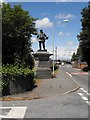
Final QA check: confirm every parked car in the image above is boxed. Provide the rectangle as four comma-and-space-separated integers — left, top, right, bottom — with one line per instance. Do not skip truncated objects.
61, 62, 65, 66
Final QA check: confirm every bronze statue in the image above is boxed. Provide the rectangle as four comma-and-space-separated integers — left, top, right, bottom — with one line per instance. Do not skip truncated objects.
37, 30, 48, 51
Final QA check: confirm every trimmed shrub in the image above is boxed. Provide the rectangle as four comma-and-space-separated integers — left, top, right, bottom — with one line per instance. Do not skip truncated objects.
0, 64, 35, 96
50, 63, 59, 71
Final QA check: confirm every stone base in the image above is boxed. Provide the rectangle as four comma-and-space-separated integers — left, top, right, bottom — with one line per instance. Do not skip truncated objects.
33, 51, 53, 79
37, 68, 52, 79
38, 49, 47, 52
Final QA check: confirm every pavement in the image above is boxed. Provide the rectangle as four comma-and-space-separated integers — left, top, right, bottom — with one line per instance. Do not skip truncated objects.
0, 67, 80, 101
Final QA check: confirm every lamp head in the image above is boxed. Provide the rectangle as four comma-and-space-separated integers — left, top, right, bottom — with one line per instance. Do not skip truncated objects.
64, 19, 69, 22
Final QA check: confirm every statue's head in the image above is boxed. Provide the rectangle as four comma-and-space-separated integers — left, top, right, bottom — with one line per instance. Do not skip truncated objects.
40, 30, 43, 33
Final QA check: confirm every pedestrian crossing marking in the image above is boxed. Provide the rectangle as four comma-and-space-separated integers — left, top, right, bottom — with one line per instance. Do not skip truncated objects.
86, 93, 90, 95
78, 88, 90, 106
80, 88, 90, 95
86, 101, 90, 106
0, 106, 27, 118
78, 93, 83, 96
82, 96, 88, 101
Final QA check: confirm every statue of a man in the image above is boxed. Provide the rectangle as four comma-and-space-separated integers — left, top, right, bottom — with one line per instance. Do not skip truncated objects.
37, 30, 48, 51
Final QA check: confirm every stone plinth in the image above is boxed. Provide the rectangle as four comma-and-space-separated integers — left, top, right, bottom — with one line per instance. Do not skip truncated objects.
33, 51, 53, 79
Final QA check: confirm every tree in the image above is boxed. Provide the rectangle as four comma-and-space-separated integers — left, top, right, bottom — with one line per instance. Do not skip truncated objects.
75, 47, 82, 59
2, 3, 37, 67
71, 47, 82, 61
77, 2, 90, 68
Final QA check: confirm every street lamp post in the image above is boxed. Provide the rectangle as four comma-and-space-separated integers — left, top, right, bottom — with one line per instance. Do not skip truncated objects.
52, 20, 69, 77
52, 22, 54, 75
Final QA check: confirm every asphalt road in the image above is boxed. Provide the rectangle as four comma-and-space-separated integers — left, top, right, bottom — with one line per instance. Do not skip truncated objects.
1, 91, 88, 118
0, 64, 89, 119
62, 64, 88, 91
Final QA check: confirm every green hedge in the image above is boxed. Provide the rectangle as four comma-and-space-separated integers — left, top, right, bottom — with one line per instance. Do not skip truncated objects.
50, 63, 59, 71
0, 64, 35, 91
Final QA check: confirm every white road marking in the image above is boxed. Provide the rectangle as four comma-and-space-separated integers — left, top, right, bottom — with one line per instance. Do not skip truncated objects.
80, 88, 87, 92
87, 93, 90, 95
66, 72, 79, 85
82, 90, 87, 93
82, 96, 88, 101
66, 72, 72, 78
0, 107, 17, 109
80, 88, 84, 90
86, 101, 90, 106
78, 93, 88, 101
80, 88, 90, 95
78, 93, 83, 96
0, 106, 27, 118
78, 92, 89, 106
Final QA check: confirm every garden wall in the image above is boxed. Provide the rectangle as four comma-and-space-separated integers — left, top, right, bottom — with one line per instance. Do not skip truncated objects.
2, 75, 34, 96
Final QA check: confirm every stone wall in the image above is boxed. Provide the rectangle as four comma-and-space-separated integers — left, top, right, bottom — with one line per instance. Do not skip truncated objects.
2, 75, 34, 96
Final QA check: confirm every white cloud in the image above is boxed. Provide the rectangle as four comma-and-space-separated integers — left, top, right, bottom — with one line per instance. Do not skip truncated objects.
67, 41, 74, 46
66, 32, 71, 36
0, 0, 5, 2
0, 0, 7, 5
56, 46, 77, 60
55, 13, 75, 20
48, 46, 77, 60
58, 32, 64, 37
58, 32, 71, 37
35, 17, 53, 29
67, 41, 78, 46
0, 0, 5, 4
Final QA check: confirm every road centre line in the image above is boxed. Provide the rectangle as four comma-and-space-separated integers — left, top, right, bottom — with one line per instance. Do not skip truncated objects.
66, 72, 72, 77
0, 106, 27, 118
66, 72, 79, 85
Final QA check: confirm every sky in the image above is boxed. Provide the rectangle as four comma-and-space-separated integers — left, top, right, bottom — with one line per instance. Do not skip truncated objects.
1, 1, 89, 60
0, 0, 89, 2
